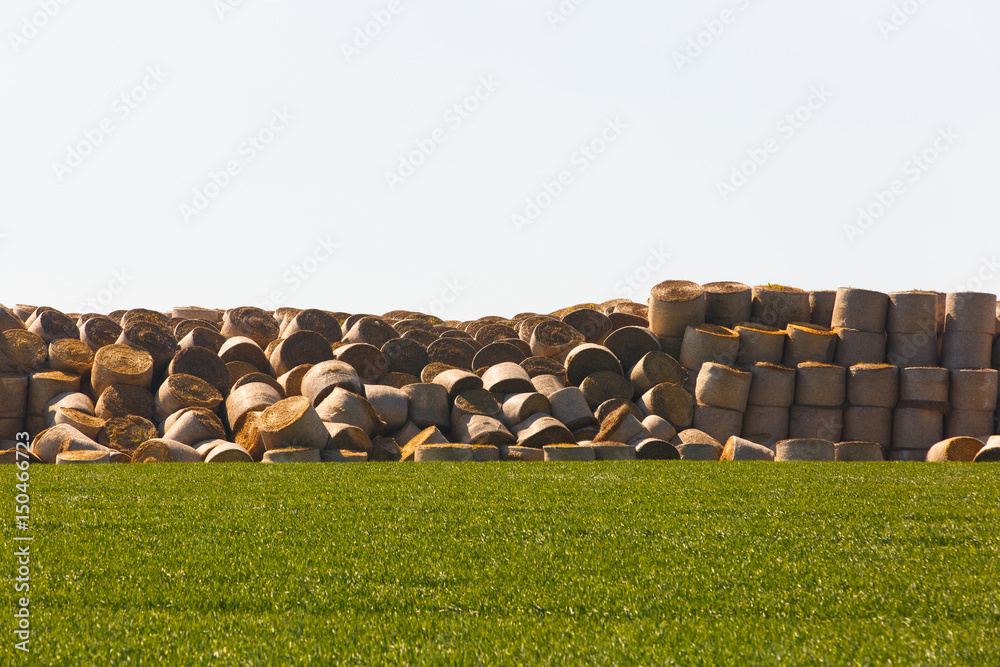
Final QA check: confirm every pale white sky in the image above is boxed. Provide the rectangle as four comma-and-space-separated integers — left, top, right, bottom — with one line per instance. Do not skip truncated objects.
2, 0, 998, 320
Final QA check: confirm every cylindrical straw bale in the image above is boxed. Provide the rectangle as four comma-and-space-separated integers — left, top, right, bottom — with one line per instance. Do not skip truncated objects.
162, 409, 225, 446
578, 371, 633, 409
945, 292, 997, 333
530, 374, 566, 398
48, 339, 94, 375
926, 436, 985, 462
452, 414, 515, 445
364, 384, 409, 434
92, 344, 153, 396
27, 308, 79, 343
783, 323, 837, 366
602, 326, 661, 373
746, 363, 795, 408
637, 383, 695, 428
414, 444, 473, 462
809, 291, 836, 327
695, 363, 751, 412
262, 447, 322, 464
641, 415, 677, 442
154, 374, 222, 422
885, 331, 938, 367
268, 330, 333, 377
675, 429, 723, 460
94, 384, 154, 421
833, 329, 886, 366
841, 406, 892, 452
898, 367, 949, 407
788, 406, 842, 441
481, 362, 534, 394
940, 331, 992, 369
512, 413, 576, 448
648, 280, 706, 339
703, 282, 751, 328
751, 286, 810, 329
543, 444, 597, 461
323, 423, 372, 453
795, 363, 846, 407
734, 323, 785, 367
0, 374, 28, 419
97, 415, 157, 455
28, 371, 80, 417
834, 441, 885, 462
277, 364, 313, 397
692, 404, 743, 444
831, 287, 889, 333
259, 396, 329, 450
500, 392, 551, 428
679, 324, 739, 372
221, 306, 280, 348
225, 382, 281, 432
631, 438, 680, 460
403, 383, 450, 429
300, 360, 363, 406
203, 443, 253, 463
629, 351, 684, 396
333, 343, 389, 383
218, 336, 269, 373
168, 346, 230, 396
432, 368, 483, 402
561, 308, 614, 344
740, 405, 789, 448
53, 408, 104, 439
721, 436, 774, 461
529, 320, 585, 359
774, 438, 835, 462
887, 291, 938, 334
944, 409, 994, 439
79, 316, 122, 351
548, 387, 597, 431
892, 407, 943, 450
316, 388, 384, 437
949, 369, 998, 411
593, 405, 649, 444
846, 364, 898, 408
564, 344, 622, 386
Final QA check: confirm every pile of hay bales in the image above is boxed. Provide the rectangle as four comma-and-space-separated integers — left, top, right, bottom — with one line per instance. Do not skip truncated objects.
2, 282, 999, 465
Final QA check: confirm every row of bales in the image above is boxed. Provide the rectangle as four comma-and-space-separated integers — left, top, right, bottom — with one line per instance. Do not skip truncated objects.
1, 281, 999, 465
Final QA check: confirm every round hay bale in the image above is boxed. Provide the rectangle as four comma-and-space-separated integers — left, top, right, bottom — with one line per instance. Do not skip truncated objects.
679, 324, 739, 373
695, 363, 751, 412
638, 383, 694, 428
277, 364, 313, 397
944, 409, 994, 440
747, 363, 796, 408
530, 374, 567, 398
130, 439, 172, 463
282, 309, 343, 343
887, 291, 938, 334
809, 291, 837, 327
846, 364, 898, 408
0, 374, 28, 419
588, 443, 636, 461
788, 406, 842, 441
675, 429, 723, 460
629, 351, 684, 396
92, 344, 153, 396
640, 414, 677, 442
300, 360, 363, 406
343, 316, 399, 349
259, 395, 329, 450
692, 404, 743, 444
54, 407, 104, 439
323, 422, 372, 453
648, 280, 706, 339
885, 331, 938, 367
891, 407, 943, 450
925, 436, 984, 462
596, 398, 643, 424
399, 425, 449, 461
97, 415, 157, 454
734, 323, 786, 367
472, 323, 519, 346
481, 362, 534, 394
226, 360, 259, 390
402, 383, 450, 429
79, 316, 122, 351
795, 363, 846, 407
333, 343, 389, 383
512, 413, 576, 448
452, 414, 515, 445
631, 437, 680, 460
221, 307, 279, 348
432, 368, 483, 402
316, 388, 384, 437
27, 308, 79, 343
945, 292, 997, 333
948, 369, 998, 411
774, 438, 835, 462
169, 346, 230, 395
834, 441, 884, 462
178, 326, 227, 355
56, 449, 110, 464
116, 320, 176, 373
0, 330, 47, 373
378, 372, 420, 389
48, 339, 94, 375
204, 443, 253, 463
503, 445, 545, 462
751, 286, 810, 329
162, 408, 225, 446
830, 287, 889, 333
898, 367, 949, 407
562, 308, 613, 344
548, 387, 597, 431
529, 320, 585, 359
833, 329, 886, 366
500, 392, 551, 428
381, 337, 431, 377
579, 371, 634, 410
841, 406, 892, 452
520, 356, 569, 383
414, 444, 473, 462
402, 330, 441, 350
703, 282, 751, 329
262, 447, 322, 463
543, 444, 597, 461
940, 330, 993, 369
155, 373, 222, 422
267, 330, 333, 377
218, 336, 269, 373
27, 371, 80, 417
425, 337, 476, 371
603, 326, 661, 373
470, 341, 526, 371
594, 404, 648, 444
364, 384, 408, 434
783, 323, 837, 366
94, 384, 154, 421
234, 411, 266, 461
564, 344, 622, 386
720, 436, 774, 461
44, 391, 93, 425
973, 437, 1000, 462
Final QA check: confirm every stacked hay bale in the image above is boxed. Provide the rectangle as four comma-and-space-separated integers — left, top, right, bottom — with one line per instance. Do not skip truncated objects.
886, 291, 938, 367
843, 364, 897, 456
941, 292, 995, 370
648, 281, 704, 357
790, 362, 844, 442
693, 362, 750, 444
831, 288, 888, 366
891, 367, 948, 460
741, 362, 795, 448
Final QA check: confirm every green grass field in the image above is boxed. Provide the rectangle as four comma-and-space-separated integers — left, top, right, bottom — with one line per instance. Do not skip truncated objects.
5, 463, 1000, 665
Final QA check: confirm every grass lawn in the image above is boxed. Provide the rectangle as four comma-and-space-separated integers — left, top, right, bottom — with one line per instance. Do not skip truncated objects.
4, 462, 1000, 665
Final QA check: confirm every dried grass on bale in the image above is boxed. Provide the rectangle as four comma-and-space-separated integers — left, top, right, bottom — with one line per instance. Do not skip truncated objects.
751, 285, 810, 329
452, 414, 515, 445
674, 429, 723, 460
344, 316, 400, 350
226, 361, 259, 390
323, 422, 372, 453
973, 438, 1000, 462
470, 341, 526, 372
0, 374, 28, 419
262, 447, 322, 463
638, 383, 695, 428
95, 384, 155, 421
321, 449, 369, 463
473, 323, 519, 346
0, 329, 48, 372
500, 392, 550, 428
259, 396, 329, 450
162, 409, 226, 446
54, 407, 104, 439
481, 362, 534, 394
530, 374, 566, 397
268, 330, 334, 377
80, 316, 122, 351
629, 351, 684, 396
452, 388, 502, 421
561, 308, 614, 344
277, 364, 314, 397
400, 425, 449, 461
679, 324, 739, 372
703, 282, 752, 328
203, 443, 253, 463
512, 413, 576, 448
47, 339, 94, 375
98, 415, 158, 455
363, 384, 408, 434
27, 308, 79, 343
783, 323, 836, 366
774, 438, 835, 462
733, 323, 786, 366
549, 387, 598, 431
316, 388, 385, 437
594, 405, 649, 444
155, 373, 222, 421
431, 368, 483, 402
579, 371, 634, 410
92, 344, 154, 396
27, 371, 81, 416
234, 411, 266, 461
116, 320, 177, 372
648, 280, 706, 340
169, 346, 230, 395
564, 344, 622, 386
720, 436, 774, 461
281, 309, 344, 344
746, 362, 796, 408
896, 367, 949, 408
529, 319, 585, 359
382, 338, 431, 376
56, 449, 110, 464
222, 306, 280, 348
585, 442, 637, 461
301, 360, 363, 406
925, 436, 984, 462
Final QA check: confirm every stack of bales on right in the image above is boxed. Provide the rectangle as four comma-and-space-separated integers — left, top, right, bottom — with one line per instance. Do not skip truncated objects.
650, 283, 1000, 461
